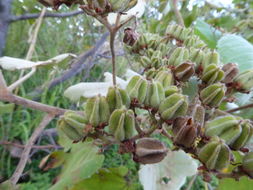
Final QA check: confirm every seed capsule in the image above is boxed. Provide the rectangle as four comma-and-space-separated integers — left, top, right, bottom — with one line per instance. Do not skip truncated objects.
168, 47, 189, 66
165, 85, 181, 97
172, 117, 198, 148
144, 81, 165, 108
242, 152, 253, 178
134, 138, 168, 164
184, 36, 206, 49
234, 69, 253, 92
201, 64, 224, 85
106, 86, 130, 112
84, 95, 110, 127
198, 138, 231, 171
189, 48, 204, 67
222, 63, 239, 84
166, 24, 193, 41
200, 83, 226, 108
174, 62, 195, 82
188, 102, 205, 129
154, 69, 174, 88
126, 76, 148, 104
123, 28, 139, 46
202, 51, 219, 68
57, 119, 83, 141
108, 108, 136, 141
159, 93, 188, 120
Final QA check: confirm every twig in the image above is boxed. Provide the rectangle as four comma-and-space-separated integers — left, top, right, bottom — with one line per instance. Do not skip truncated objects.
9, 10, 83, 23
226, 103, 253, 113
10, 114, 55, 185
0, 70, 8, 95
172, 0, 185, 27
110, 30, 117, 85
0, 141, 61, 149
185, 174, 197, 190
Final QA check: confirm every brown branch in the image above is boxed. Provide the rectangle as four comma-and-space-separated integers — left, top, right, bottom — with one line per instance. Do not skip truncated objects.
226, 103, 253, 113
10, 114, 55, 185
9, 10, 83, 23
172, 0, 185, 27
0, 141, 61, 149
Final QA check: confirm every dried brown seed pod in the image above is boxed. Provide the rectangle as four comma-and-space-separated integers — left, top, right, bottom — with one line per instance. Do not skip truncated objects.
222, 63, 239, 83
123, 28, 139, 46
134, 138, 168, 164
174, 62, 195, 82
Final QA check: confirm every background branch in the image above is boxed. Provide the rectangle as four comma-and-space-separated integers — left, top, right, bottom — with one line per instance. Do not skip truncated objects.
227, 103, 253, 113
172, 0, 185, 27
10, 114, 55, 185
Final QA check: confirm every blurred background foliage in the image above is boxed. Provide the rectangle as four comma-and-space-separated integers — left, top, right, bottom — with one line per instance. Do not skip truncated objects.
0, 0, 253, 189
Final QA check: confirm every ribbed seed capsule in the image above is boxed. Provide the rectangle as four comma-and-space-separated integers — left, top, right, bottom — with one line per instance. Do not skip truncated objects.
222, 63, 239, 83
134, 138, 168, 164
184, 36, 206, 49
84, 95, 110, 127
230, 120, 253, 150
189, 48, 204, 67
205, 115, 239, 137
198, 138, 230, 171
172, 117, 198, 148
188, 103, 205, 129
108, 108, 136, 141
234, 69, 253, 92
174, 62, 195, 82
159, 93, 188, 120
242, 152, 253, 178
201, 64, 224, 85
200, 83, 226, 108
126, 76, 148, 104
168, 47, 189, 66
106, 86, 130, 112
144, 81, 165, 108
202, 51, 219, 68
154, 69, 174, 88
165, 85, 181, 97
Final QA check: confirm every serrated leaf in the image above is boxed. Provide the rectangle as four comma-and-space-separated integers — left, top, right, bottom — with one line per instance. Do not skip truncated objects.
139, 150, 198, 190
0, 54, 76, 71
194, 19, 222, 49
217, 34, 253, 71
71, 167, 135, 190
49, 142, 104, 190
217, 177, 253, 190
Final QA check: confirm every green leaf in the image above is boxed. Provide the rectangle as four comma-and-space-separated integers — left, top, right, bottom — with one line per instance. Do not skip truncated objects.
0, 180, 19, 190
0, 102, 15, 115
194, 19, 222, 49
49, 142, 104, 190
71, 167, 136, 190
217, 34, 253, 71
217, 177, 253, 190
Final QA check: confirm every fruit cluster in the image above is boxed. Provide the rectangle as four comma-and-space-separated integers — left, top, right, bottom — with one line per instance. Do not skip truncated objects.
58, 24, 253, 180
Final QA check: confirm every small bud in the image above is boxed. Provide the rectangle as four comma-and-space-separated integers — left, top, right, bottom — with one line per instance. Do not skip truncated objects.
201, 64, 224, 85
84, 95, 110, 127
159, 93, 188, 120
222, 63, 239, 83
200, 83, 226, 108
106, 86, 130, 112
242, 152, 253, 178
234, 69, 253, 92
134, 138, 168, 164
126, 76, 148, 104
172, 117, 198, 148
198, 138, 230, 171
144, 81, 165, 108
174, 62, 195, 82
109, 108, 136, 141
123, 28, 139, 46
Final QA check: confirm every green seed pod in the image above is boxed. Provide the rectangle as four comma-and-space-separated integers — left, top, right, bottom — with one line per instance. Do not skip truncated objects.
205, 115, 239, 137
198, 138, 231, 171
219, 124, 242, 145
222, 63, 239, 84
174, 62, 195, 82
159, 93, 188, 120
166, 24, 193, 41
165, 85, 181, 97
154, 69, 174, 88
202, 51, 220, 68
234, 69, 253, 92
189, 48, 204, 67
242, 152, 253, 178
126, 76, 148, 104
172, 117, 198, 148
201, 64, 224, 85
139, 56, 152, 68
188, 102, 205, 129
200, 83, 226, 108
108, 108, 136, 141
230, 120, 253, 150
168, 47, 189, 66
84, 95, 110, 127
64, 111, 87, 134
184, 36, 206, 49
131, 34, 148, 54
57, 118, 83, 141
106, 86, 130, 112
134, 138, 168, 164
144, 81, 165, 108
